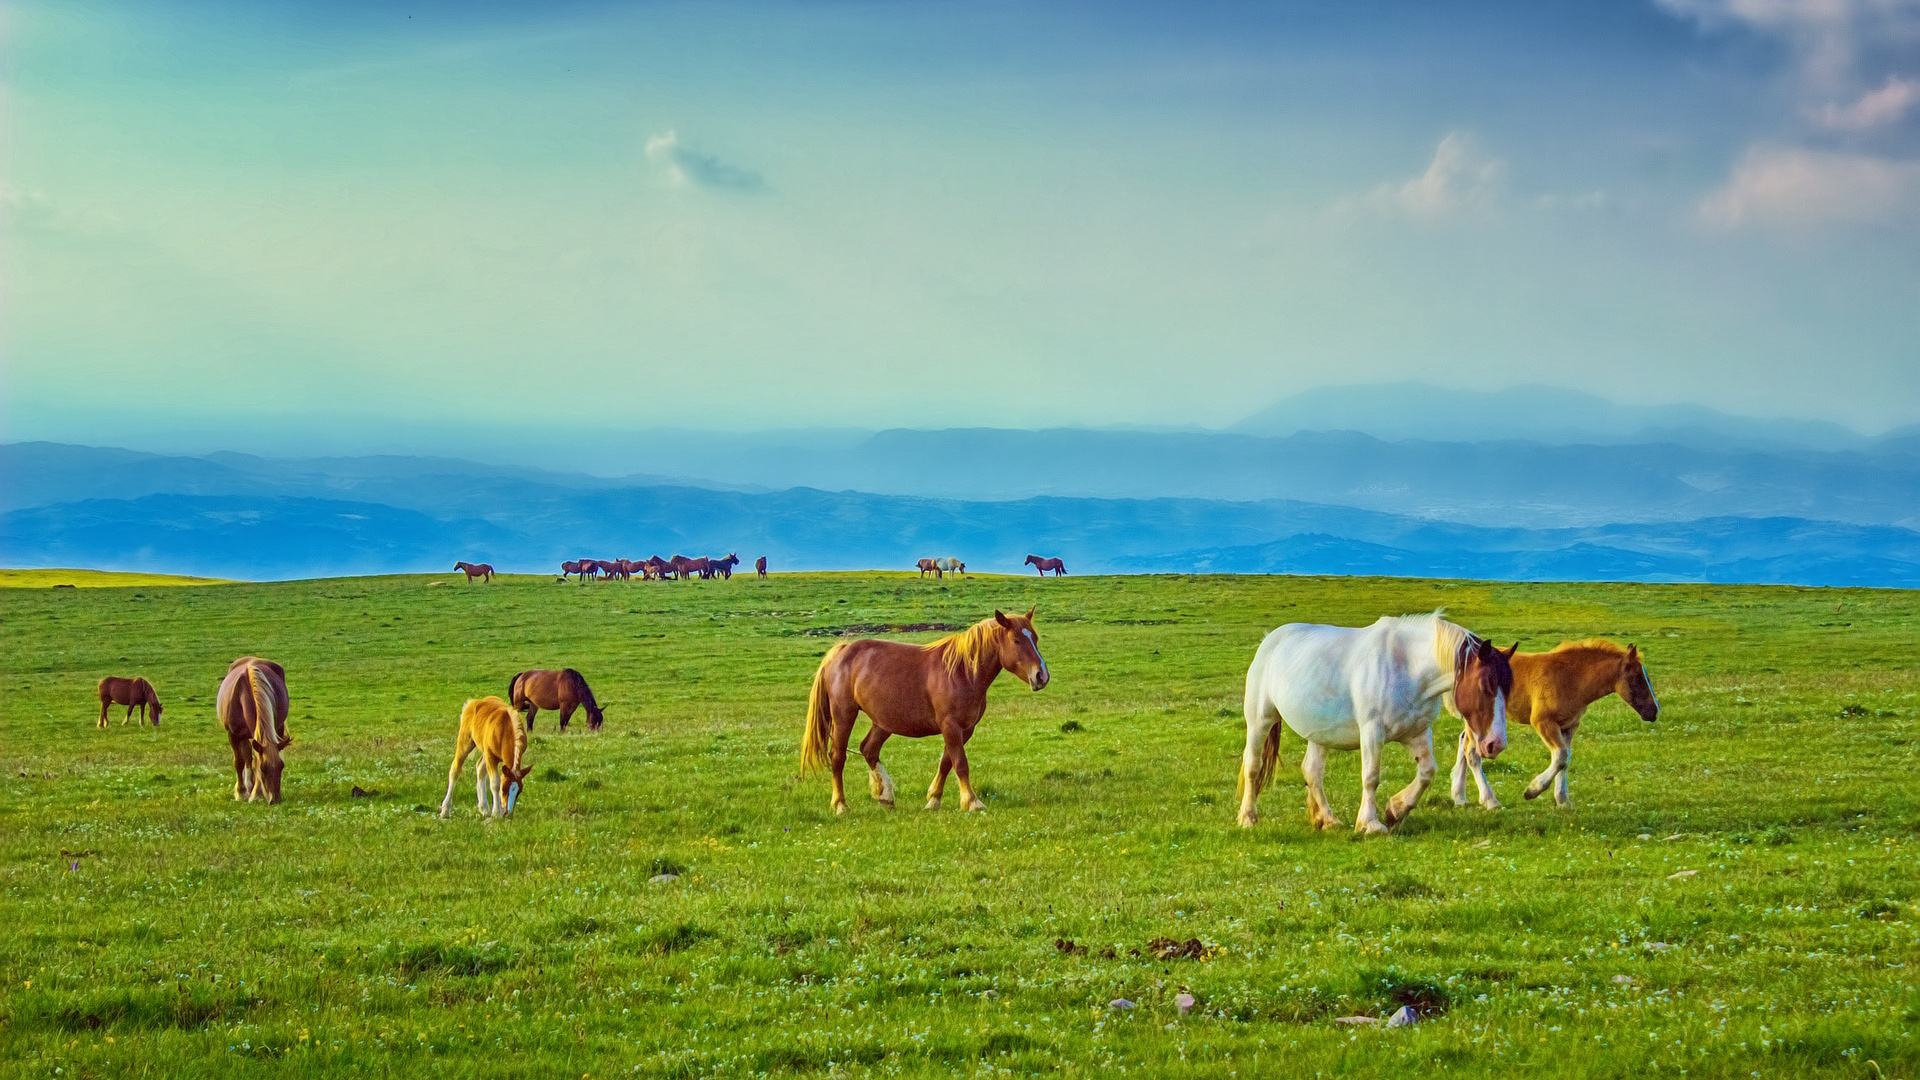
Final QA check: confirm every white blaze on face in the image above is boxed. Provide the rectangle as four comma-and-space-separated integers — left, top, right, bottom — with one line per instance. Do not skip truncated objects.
1481, 691, 1509, 758
505, 780, 521, 814
1644, 669, 1660, 715
1022, 629, 1050, 688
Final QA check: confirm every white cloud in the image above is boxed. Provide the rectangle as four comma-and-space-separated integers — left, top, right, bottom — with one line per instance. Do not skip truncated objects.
1340, 133, 1507, 220
645, 130, 765, 193
1816, 75, 1920, 129
1699, 143, 1920, 226
1656, 0, 1920, 94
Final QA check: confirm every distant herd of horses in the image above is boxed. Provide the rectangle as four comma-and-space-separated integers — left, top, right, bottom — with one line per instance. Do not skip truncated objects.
455, 554, 1070, 582
95, 587, 1656, 831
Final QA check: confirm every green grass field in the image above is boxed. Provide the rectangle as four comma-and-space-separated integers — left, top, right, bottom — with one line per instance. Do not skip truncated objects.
2, 570, 1915, 1078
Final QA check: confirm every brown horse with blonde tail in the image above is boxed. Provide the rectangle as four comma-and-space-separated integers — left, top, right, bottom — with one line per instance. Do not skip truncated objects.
98, 677, 163, 727
1452, 639, 1659, 810
801, 608, 1050, 815
216, 657, 292, 804
509, 668, 606, 731
454, 561, 494, 583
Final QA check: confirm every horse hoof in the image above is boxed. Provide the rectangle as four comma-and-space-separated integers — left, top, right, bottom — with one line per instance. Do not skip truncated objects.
924, 799, 941, 811
1358, 820, 1390, 837
875, 799, 895, 809
1523, 786, 1543, 801
966, 800, 986, 812
1238, 812, 1257, 828
832, 803, 848, 817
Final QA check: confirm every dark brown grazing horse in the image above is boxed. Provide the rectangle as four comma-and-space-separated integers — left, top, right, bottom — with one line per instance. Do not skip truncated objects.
916, 558, 942, 578
560, 560, 587, 580
1025, 555, 1066, 576
98, 676, 163, 727
755, 556, 768, 577
454, 561, 495, 583
644, 556, 673, 580
216, 657, 292, 803
509, 668, 606, 731
673, 555, 711, 580
801, 608, 1050, 815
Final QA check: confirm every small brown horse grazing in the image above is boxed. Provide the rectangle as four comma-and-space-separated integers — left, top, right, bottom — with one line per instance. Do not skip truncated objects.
97, 677, 163, 727
755, 555, 768, 577
800, 609, 1050, 815
216, 657, 292, 804
1025, 555, 1066, 576
1452, 639, 1659, 810
439, 696, 532, 819
509, 668, 606, 731
454, 561, 495, 583
916, 558, 942, 578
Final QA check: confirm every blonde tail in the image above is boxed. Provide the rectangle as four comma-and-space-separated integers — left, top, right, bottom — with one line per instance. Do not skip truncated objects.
799, 645, 844, 776
247, 665, 282, 749
1239, 721, 1283, 805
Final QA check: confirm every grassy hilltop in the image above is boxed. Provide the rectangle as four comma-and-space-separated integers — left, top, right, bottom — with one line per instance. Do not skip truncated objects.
1, 571, 1915, 1078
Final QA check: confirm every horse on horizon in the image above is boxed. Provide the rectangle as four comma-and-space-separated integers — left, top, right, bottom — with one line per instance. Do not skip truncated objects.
216, 657, 292, 804
1452, 639, 1659, 810
560, 560, 587, 580
644, 555, 674, 580
1025, 555, 1066, 576
438, 696, 532, 820
98, 676, 162, 727
454, 561, 495, 583
509, 668, 606, 732
710, 553, 741, 579
755, 556, 768, 577
671, 555, 710, 580
934, 557, 966, 576
800, 608, 1050, 815
1238, 612, 1514, 835
917, 559, 942, 578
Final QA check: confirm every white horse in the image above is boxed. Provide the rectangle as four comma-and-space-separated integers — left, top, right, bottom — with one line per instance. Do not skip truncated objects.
934, 557, 965, 575
1237, 612, 1514, 835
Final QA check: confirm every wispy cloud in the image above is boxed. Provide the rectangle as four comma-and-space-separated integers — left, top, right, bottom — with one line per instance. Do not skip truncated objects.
1655, 0, 1920, 97
1700, 143, 1920, 227
1816, 75, 1920, 130
1338, 133, 1506, 220
644, 131, 766, 194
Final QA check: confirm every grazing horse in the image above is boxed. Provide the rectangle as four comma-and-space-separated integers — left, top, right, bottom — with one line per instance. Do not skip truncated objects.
671, 555, 709, 580
216, 657, 292, 804
644, 556, 673, 580
916, 558, 943, 578
97, 677, 162, 727
800, 608, 1050, 815
454, 561, 495, 583
509, 668, 606, 732
1025, 555, 1066, 576
1238, 612, 1514, 835
560, 560, 587, 580
755, 556, 768, 577
710, 553, 741, 579
935, 557, 966, 576
1452, 639, 1659, 810
438, 696, 532, 820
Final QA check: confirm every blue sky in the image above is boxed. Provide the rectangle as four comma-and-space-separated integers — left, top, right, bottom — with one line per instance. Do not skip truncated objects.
5, 0, 1919, 452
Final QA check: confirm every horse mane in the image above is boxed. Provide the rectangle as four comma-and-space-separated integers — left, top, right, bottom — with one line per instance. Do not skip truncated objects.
563, 668, 597, 707
1551, 638, 1627, 655
508, 700, 528, 769
926, 617, 1003, 678
1408, 609, 1477, 678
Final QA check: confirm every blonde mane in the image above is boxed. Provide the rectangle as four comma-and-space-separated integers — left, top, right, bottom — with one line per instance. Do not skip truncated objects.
1412, 609, 1477, 678
508, 704, 528, 770
1551, 638, 1627, 655
926, 617, 1005, 678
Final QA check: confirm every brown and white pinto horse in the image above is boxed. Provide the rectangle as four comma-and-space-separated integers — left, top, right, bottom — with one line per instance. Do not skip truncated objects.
509, 668, 606, 731
800, 609, 1050, 815
1452, 639, 1659, 810
1025, 555, 1066, 576
454, 561, 495, 583
755, 556, 768, 577
916, 558, 942, 578
98, 676, 163, 727
216, 657, 292, 804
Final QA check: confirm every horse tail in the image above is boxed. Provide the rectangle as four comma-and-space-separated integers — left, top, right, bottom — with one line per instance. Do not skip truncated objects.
800, 645, 845, 776
1238, 720, 1283, 806
1237, 659, 1282, 805
246, 664, 283, 750
507, 671, 522, 704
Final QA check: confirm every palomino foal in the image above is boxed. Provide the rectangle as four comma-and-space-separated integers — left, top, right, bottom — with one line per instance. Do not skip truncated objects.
439, 696, 532, 820
1239, 613, 1514, 835
1452, 639, 1658, 809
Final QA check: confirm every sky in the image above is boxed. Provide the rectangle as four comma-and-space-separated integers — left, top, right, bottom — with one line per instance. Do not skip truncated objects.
4, 0, 1920, 456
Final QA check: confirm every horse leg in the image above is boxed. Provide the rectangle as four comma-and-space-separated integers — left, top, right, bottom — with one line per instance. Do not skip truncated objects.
1353, 724, 1390, 836
1237, 707, 1280, 828
926, 747, 954, 811
231, 739, 251, 801
944, 726, 985, 812
1382, 728, 1437, 828
99, 695, 109, 728
1455, 729, 1503, 809
858, 724, 895, 807
827, 708, 857, 816
1301, 741, 1343, 831
440, 731, 475, 819
1524, 720, 1573, 806
558, 703, 574, 732
476, 758, 494, 816
522, 705, 538, 732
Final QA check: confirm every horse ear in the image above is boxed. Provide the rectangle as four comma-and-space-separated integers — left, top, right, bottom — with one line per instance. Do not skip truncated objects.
994, 609, 1014, 629
279, 735, 293, 749
1025, 606, 1036, 621
1504, 641, 1520, 659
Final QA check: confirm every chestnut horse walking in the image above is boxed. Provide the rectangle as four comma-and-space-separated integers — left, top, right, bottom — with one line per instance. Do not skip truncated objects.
509, 668, 606, 731
1025, 555, 1066, 576
454, 561, 495, 583
216, 657, 292, 804
1452, 639, 1659, 810
800, 609, 1050, 815
97, 676, 163, 727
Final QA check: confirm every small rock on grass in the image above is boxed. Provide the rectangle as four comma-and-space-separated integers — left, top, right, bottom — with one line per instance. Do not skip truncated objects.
648, 873, 680, 884
1109, 999, 1135, 1011
1645, 942, 1675, 952
1612, 974, 1635, 985
1667, 869, 1697, 880
1175, 993, 1196, 1015
1333, 1015, 1377, 1025
1387, 1006, 1418, 1028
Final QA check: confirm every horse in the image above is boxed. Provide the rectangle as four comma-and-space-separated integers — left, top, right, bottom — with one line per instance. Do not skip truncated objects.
755, 556, 768, 577
935, 557, 966, 576
1451, 639, 1659, 810
216, 657, 292, 804
671, 555, 709, 580
917, 558, 943, 578
559, 560, 587, 580
454, 561, 494, 583
710, 553, 740, 579
97, 676, 162, 727
644, 556, 673, 580
509, 668, 606, 732
1238, 612, 1514, 835
1025, 555, 1066, 576
800, 608, 1050, 815
438, 696, 532, 820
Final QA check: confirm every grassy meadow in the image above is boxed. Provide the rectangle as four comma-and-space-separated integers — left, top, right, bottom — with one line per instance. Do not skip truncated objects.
1, 569, 1915, 1078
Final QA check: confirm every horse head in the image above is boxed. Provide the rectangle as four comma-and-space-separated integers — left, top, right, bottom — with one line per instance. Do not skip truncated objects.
1618, 644, 1659, 723
992, 607, 1050, 691
1454, 638, 1516, 759
149, 699, 163, 725
587, 702, 606, 731
1024, 555, 1039, 566
502, 764, 531, 816
249, 732, 291, 803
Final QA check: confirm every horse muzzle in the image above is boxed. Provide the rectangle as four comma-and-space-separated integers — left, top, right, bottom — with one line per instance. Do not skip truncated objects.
1477, 734, 1506, 759
1028, 669, 1050, 691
